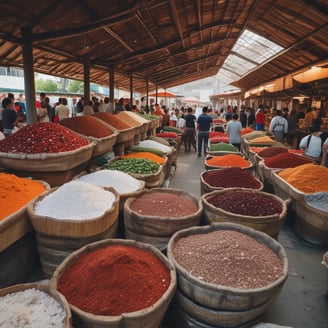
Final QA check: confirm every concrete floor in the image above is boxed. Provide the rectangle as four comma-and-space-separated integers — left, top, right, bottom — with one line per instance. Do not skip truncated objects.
165, 149, 328, 328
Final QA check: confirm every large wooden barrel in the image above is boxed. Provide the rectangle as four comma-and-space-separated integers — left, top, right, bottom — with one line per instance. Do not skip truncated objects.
0, 282, 72, 327
27, 186, 119, 278
166, 223, 288, 328
200, 168, 263, 195
124, 188, 202, 251
50, 239, 177, 328
201, 189, 290, 239
294, 197, 328, 247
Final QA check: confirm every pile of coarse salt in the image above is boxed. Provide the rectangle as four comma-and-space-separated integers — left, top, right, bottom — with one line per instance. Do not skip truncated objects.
78, 170, 144, 194
0, 288, 66, 328
34, 180, 116, 220
138, 140, 172, 154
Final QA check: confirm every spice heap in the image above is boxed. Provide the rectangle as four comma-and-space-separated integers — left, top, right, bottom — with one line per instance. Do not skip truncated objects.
163, 126, 181, 134
0, 122, 89, 154
257, 146, 288, 158
278, 163, 328, 193
60, 116, 113, 138
249, 136, 275, 144
78, 170, 144, 194
57, 244, 171, 316
241, 128, 254, 135
156, 132, 179, 139
304, 192, 328, 213
206, 154, 251, 168
206, 190, 282, 216
0, 288, 66, 328
209, 131, 227, 138
249, 147, 267, 153
0, 173, 46, 220
34, 180, 116, 220
116, 111, 145, 127
241, 131, 266, 140
138, 139, 172, 154
130, 191, 198, 217
264, 152, 312, 168
209, 135, 230, 144
208, 143, 237, 152
203, 167, 262, 189
104, 158, 160, 174
173, 230, 283, 289
92, 112, 131, 130
121, 152, 166, 165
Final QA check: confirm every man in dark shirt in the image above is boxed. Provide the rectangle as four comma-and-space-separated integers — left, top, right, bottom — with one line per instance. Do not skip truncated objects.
196, 106, 213, 156
184, 107, 197, 152
2, 97, 18, 136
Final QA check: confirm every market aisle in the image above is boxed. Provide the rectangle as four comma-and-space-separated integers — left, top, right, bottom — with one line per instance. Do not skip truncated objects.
165, 150, 328, 328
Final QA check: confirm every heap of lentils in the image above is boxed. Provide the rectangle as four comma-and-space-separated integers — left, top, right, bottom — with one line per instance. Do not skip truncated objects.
173, 230, 283, 289
203, 167, 261, 189
0, 122, 89, 154
60, 116, 113, 138
130, 191, 198, 217
207, 190, 282, 216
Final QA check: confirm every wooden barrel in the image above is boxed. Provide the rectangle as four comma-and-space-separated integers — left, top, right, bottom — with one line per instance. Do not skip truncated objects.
0, 231, 40, 288
167, 223, 288, 317
271, 171, 305, 212
0, 282, 72, 327
201, 189, 290, 239
50, 239, 177, 328
123, 188, 202, 251
200, 169, 263, 195
170, 289, 275, 327
294, 198, 328, 247
27, 187, 120, 278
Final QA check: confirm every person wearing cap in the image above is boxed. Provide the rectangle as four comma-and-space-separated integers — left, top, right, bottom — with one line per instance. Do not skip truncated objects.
269, 109, 288, 143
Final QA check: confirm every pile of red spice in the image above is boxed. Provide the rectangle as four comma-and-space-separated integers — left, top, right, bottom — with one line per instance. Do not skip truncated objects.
57, 244, 171, 316
60, 116, 113, 138
264, 152, 313, 168
203, 167, 261, 189
0, 122, 89, 154
207, 190, 282, 216
257, 146, 288, 158
93, 112, 132, 130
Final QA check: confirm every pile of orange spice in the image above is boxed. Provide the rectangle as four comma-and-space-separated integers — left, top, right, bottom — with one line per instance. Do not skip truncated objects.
0, 173, 46, 220
121, 152, 166, 165
206, 154, 250, 168
278, 163, 328, 193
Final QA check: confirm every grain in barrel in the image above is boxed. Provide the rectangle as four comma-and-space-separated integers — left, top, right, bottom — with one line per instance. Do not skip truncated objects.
124, 188, 202, 251
166, 223, 288, 327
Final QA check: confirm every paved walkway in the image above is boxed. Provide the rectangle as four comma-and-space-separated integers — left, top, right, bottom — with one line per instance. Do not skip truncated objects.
165, 149, 328, 328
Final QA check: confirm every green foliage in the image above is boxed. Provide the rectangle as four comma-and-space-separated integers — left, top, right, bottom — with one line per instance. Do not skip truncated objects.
35, 79, 58, 92
68, 80, 84, 93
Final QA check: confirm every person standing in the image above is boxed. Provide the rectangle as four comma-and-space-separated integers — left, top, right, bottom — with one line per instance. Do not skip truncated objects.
269, 109, 288, 143
56, 97, 70, 121
226, 113, 242, 151
184, 107, 197, 152
255, 106, 266, 131
196, 106, 213, 156
1, 97, 18, 136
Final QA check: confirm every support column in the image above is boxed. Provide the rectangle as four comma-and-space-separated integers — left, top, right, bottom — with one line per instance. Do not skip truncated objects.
129, 72, 133, 106
83, 57, 90, 103
21, 26, 37, 124
109, 67, 114, 106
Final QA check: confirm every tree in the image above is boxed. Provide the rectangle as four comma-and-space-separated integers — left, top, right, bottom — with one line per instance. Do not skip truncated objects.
35, 79, 58, 92
68, 80, 84, 93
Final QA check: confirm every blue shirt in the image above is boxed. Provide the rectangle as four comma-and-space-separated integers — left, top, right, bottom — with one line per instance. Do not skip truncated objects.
197, 114, 212, 131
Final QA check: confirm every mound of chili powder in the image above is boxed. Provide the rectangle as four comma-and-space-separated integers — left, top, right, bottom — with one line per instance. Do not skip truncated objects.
0, 122, 89, 154
57, 244, 171, 316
